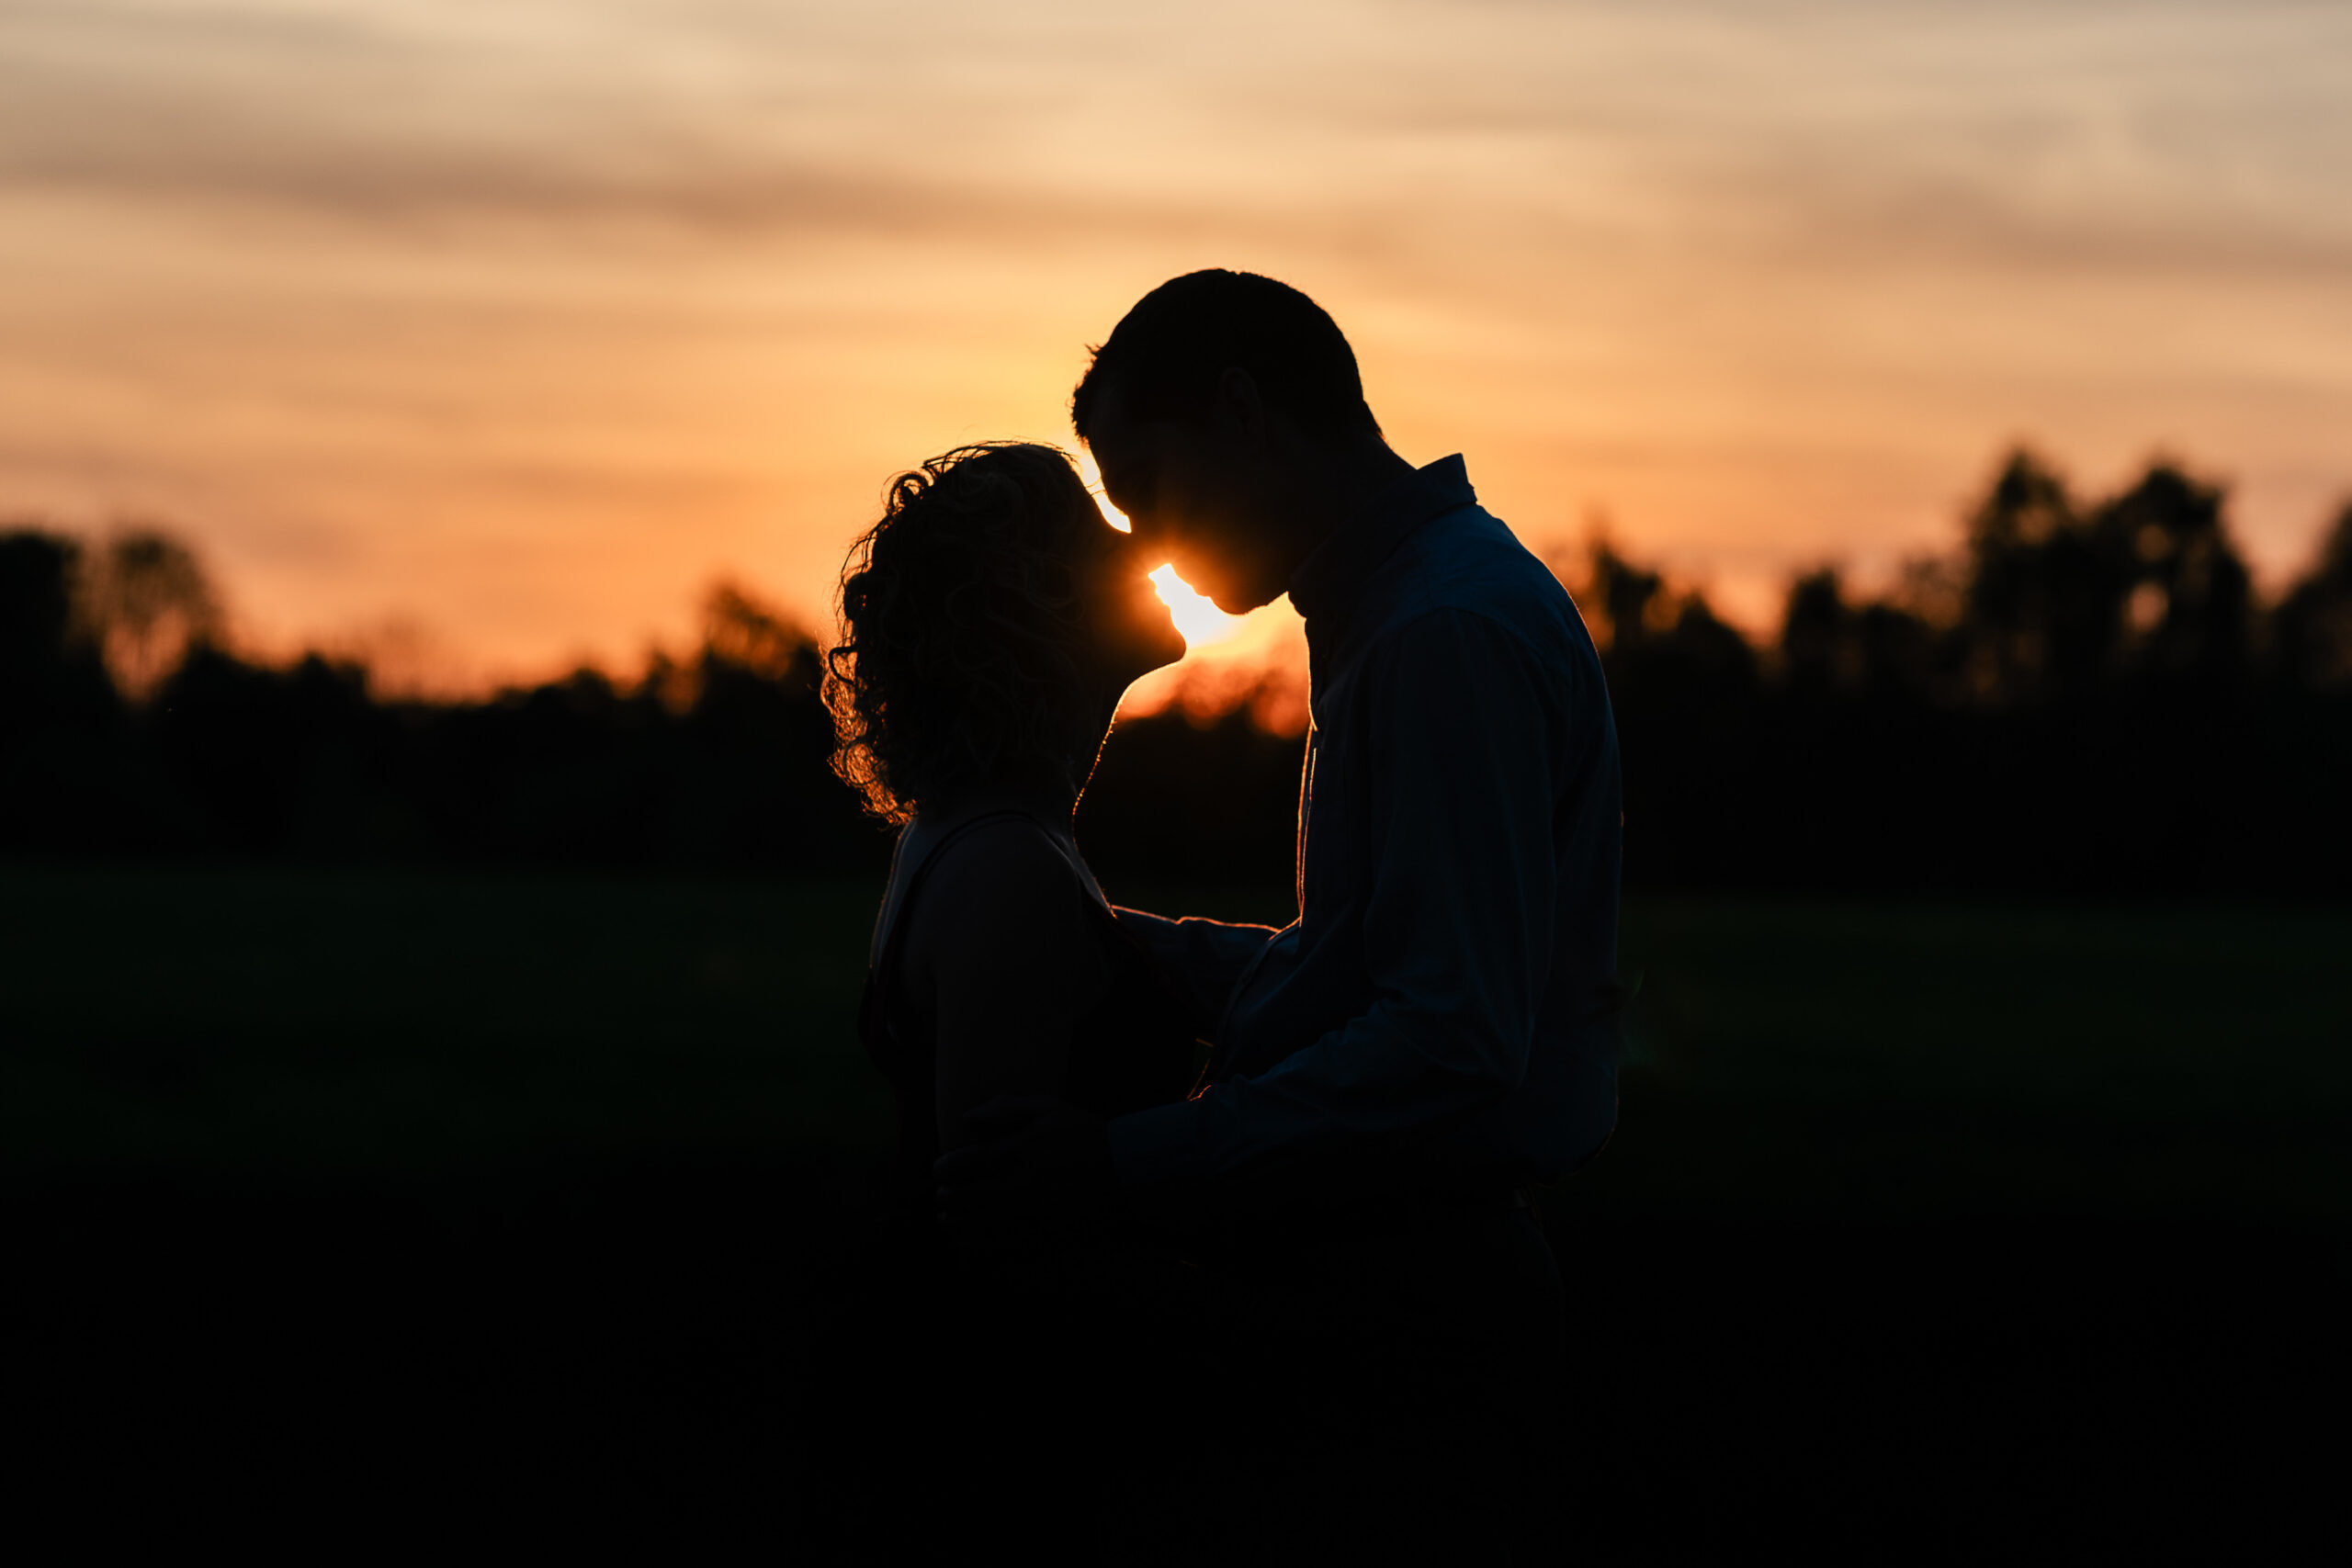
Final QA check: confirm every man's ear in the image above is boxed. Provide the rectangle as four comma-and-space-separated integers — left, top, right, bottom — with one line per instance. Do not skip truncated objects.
1214, 366, 1271, 451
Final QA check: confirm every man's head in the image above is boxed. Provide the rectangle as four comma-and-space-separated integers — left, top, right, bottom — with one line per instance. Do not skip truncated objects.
1072, 270, 1383, 614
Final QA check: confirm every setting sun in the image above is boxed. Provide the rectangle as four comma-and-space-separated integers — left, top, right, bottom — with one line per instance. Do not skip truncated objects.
1149, 564, 1241, 649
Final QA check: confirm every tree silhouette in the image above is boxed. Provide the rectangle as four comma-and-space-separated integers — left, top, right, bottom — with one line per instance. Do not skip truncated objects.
2092, 464, 2252, 685
2, 530, 114, 727
78, 528, 224, 703
2273, 502, 2352, 690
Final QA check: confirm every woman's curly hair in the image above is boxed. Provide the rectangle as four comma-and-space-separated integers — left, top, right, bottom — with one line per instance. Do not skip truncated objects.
826, 442, 1109, 823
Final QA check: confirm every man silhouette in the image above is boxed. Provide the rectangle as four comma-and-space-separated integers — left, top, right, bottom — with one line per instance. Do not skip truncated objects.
936, 268, 1623, 1544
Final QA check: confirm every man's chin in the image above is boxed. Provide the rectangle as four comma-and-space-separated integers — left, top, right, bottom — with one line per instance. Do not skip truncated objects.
1208, 585, 1280, 615
1183, 570, 1260, 615
1170, 555, 1280, 615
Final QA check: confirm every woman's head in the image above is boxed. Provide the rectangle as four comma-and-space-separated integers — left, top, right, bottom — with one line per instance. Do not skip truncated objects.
826, 442, 1183, 823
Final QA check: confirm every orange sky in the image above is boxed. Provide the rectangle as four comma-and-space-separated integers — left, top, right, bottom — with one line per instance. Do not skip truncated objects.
4, 1, 2348, 701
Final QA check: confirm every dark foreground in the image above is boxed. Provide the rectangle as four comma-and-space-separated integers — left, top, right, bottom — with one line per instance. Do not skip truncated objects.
13, 1170, 2343, 1560
5, 867, 2347, 1558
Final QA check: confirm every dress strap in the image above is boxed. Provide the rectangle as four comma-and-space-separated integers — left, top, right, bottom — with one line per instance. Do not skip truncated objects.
868, 811, 1037, 1011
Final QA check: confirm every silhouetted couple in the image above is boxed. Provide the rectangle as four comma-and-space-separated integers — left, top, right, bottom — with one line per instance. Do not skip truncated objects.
822, 270, 1623, 1560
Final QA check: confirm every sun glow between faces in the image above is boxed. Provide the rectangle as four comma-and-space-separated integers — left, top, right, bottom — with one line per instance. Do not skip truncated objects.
1148, 563, 1242, 650
1080, 455, 1246, 652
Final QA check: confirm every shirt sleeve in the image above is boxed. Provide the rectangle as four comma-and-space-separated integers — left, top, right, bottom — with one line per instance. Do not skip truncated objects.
1109, 907, 1283, 1043
1106, 608, 1560, 1185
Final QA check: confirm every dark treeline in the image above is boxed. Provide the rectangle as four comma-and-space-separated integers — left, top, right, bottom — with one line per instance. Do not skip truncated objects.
1589, 451, 2352, 893
0, 539, 883, 874
6, 446, 2350, 893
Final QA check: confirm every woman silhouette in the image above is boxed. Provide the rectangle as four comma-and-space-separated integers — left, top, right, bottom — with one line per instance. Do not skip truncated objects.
813, 440, 1200, 1555
828, 440, 1196, 1236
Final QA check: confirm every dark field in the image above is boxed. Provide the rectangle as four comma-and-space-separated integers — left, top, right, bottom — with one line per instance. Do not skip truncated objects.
6, 864, 2347, 1556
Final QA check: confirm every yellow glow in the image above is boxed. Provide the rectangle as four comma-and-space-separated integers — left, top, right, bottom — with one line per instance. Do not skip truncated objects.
1076, 452, 1132, 534
1150, 564, 1241, 649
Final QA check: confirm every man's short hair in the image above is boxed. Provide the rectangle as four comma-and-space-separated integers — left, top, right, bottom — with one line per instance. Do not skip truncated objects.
1071, 269, 1381, 444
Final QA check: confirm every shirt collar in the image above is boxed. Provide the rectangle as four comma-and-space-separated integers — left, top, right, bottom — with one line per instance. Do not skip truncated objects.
1287, 454, 1476, 630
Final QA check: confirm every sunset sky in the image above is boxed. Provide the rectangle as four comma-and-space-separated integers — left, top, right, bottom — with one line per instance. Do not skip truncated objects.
4, 0, 2347, 697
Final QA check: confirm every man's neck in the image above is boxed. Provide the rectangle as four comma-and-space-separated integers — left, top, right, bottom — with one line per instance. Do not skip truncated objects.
1329, 438, 1420, 519
1281, 437, 1419, 581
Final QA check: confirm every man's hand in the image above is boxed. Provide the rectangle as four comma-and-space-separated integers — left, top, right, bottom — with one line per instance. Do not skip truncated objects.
933, 1096, 1117, 1259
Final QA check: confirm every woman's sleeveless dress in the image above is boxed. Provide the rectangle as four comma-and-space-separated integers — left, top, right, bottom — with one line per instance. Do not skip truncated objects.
813, 815, 1198, 1558
856, 809, 1200, 1228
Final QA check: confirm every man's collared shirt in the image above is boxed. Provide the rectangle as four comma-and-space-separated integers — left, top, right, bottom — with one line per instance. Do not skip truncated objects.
1108, 454, 1623, 1190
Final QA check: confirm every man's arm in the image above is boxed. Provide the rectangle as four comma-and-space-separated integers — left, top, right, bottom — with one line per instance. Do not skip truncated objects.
1106, 608, 1564, 1185
1110, 908, 1282, 1042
